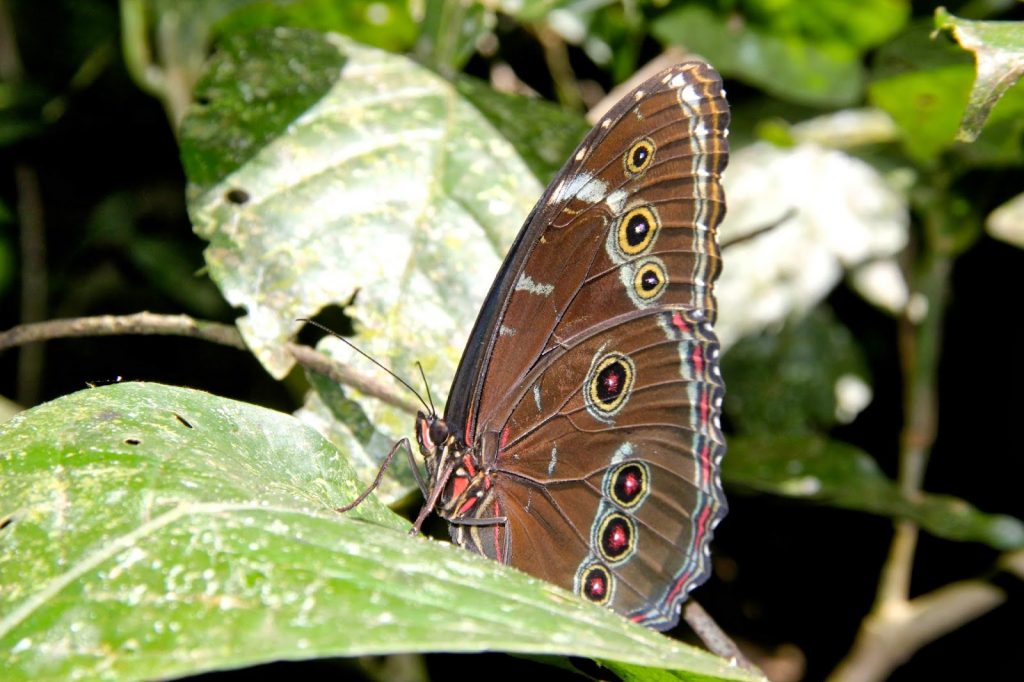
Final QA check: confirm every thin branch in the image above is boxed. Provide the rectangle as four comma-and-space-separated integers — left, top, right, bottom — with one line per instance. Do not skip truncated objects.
1, 6, 49, 407
830, 174, 972, 681
120, 0, 165, 98
873, 213, 951, 612
533, 24, 583, 112
830, 577, 1006, 682
0, 312, 419, 415
14, 155, 47, 408
720, 208, 797, 250
683, 600, 760, 674
0, 312, 246, 351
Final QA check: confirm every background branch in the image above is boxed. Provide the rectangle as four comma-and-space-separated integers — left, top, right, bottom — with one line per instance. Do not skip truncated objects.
0, 313, 418, 415
830, 174, 983, 681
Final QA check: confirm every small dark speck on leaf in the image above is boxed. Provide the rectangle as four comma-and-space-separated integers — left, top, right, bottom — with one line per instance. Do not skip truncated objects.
125, 438, 141, 446
174, 413, 194, 429
0, 516, 13, 531
226, 188, 250, 204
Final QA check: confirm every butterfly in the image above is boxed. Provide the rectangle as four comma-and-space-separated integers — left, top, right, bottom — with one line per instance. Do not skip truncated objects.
357, 61, 729, 631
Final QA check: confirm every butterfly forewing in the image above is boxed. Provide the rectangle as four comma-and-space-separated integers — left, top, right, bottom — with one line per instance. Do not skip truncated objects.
435, 61, 730, 631
453, 63, 728, 438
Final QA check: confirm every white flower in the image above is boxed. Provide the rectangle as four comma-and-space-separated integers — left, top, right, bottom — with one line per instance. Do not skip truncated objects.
715, 141, 909, 348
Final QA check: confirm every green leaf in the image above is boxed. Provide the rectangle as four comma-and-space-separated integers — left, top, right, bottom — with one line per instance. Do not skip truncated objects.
414, 0, 493, 75
454, 75, 592, 183
213, 0, 418, 52
496, 0, 575, 23
182, 29, 542, 377
179, 29, 348, 188
869, 20, 1024, 166
0, 383, 761, 682
725, 433, 1024, 551
652, 1, 908, 107
181, 29, 547, 497
721, 308, 868, 434
934, 8, 1024, 143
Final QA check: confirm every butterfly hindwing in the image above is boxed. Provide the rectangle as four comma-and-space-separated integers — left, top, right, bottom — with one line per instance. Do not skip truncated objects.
450, 306, 725, 628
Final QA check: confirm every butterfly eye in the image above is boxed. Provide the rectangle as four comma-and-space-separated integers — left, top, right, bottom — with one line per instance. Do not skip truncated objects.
624, 137, 656, 176
428, 419, 450, 448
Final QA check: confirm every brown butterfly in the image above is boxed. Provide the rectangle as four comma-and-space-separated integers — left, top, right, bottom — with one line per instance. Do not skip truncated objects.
352, 61, 729, 630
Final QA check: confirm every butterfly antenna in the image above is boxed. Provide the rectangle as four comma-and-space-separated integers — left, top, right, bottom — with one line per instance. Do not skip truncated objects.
299, 318, 431, 414
416, 361, 437, 417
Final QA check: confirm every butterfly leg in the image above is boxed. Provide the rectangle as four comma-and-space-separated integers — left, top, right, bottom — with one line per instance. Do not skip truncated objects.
446, 514, 511, 564
335, 437, 410, 513
409, 457, 458, 536
403, 435, 429, 498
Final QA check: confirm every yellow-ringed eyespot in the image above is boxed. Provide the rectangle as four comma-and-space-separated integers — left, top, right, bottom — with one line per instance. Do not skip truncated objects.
596, 511, 637, 563
616, 206, 659, 256
623, 137, 655, 176
576, 561, 613, 605
632, 258, 667, 300
586, 352, 635, 419
606, 461, 650, 509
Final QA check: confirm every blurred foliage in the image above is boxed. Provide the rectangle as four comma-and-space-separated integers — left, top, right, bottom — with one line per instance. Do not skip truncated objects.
721, 308, 868, 435
1, 1, 1022, 681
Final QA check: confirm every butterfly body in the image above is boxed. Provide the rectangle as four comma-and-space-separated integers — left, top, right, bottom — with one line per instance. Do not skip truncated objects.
415, 61, 729, 630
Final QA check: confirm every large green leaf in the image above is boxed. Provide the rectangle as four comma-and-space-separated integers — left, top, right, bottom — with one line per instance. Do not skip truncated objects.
180, 29, 547, 499
182, 29, 543, 380
869, 20, 1024, 166
0, 383, 761, 682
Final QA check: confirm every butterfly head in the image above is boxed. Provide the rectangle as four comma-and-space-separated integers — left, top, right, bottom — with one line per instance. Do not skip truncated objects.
414, 410, 454, 471
419, 412, 450, 448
